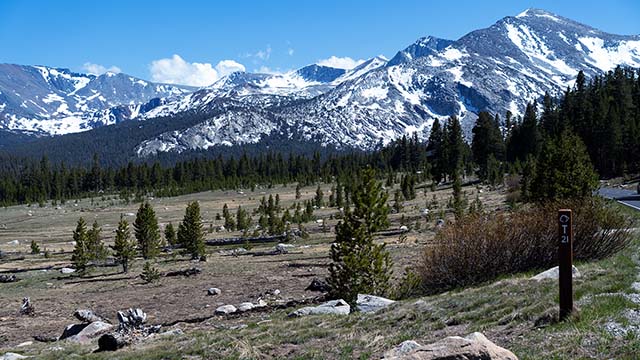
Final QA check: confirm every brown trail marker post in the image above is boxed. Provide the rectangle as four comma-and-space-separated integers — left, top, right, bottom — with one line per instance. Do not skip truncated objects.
558, 209, 573, 320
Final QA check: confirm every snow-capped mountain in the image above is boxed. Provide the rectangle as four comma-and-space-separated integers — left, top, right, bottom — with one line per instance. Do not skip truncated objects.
2, 9, 640, 158
0, 64, 191, 135
134, 9, 640, 156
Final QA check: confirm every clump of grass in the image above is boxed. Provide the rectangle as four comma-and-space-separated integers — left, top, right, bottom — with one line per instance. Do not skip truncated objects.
418, 198, 633, 293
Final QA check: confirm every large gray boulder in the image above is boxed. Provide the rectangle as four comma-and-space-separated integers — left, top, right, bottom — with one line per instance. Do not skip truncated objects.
67, 321, 113, 344
531, 265, 580, 281
385, 332, 517, 359
60, 323, 88, 340
356, 294, 395, 313
289, 299, 350, 317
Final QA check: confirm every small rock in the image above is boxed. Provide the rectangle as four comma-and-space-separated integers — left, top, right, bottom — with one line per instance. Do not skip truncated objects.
7, 240, 19, 246
356, 294, 395, 313
60, 267, 75, 274
272, 289, 281, 296
0, 353, 28, 360
531, 265, 580, 281
384, 340, 422, 358
289, 299, 351, 317
237, 302, 255, 312
399, 225, 409, 231
254, 299, 267, 308
631, 282, 640, 292
0, 274, 18, 283
15, 342, 32, 348
207, 288, 221, 296
215, 305, 237, 315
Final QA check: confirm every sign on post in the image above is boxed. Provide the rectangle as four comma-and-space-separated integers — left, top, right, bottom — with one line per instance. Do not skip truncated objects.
558, 209, 573, 320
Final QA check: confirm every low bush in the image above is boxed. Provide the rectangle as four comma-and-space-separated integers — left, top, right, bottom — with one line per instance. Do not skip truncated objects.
418, 198, 633, 293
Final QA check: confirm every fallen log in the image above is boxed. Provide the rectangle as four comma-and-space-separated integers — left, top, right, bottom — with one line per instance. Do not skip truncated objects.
375, 229, 410, 237
205, 234, 287, 246
287, 262, 330, 268
165, 267, 201, 277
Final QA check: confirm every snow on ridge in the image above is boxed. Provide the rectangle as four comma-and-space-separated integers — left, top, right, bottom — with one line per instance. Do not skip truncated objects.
578, 37, 640, 71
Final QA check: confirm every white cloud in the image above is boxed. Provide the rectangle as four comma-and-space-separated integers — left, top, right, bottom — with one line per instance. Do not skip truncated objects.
316, 56, 365, 69
215, 60, 245, 77
255, 45, 272, 60
255, 66, 287, 75
82, 62, 122, 75
288, 48, 295, 56
149, 54, 246, 87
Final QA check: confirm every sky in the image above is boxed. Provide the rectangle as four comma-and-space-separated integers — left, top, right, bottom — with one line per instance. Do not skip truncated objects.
1, 0, 639, 86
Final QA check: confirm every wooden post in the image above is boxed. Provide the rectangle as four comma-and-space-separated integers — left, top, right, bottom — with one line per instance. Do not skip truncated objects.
558, 209, 573, 320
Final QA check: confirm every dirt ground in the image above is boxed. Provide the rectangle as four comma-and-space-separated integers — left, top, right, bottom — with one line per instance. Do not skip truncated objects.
0, 180, 505, 348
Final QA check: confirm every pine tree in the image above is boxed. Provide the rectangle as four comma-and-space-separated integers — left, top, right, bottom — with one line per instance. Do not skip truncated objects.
178, 201, 206, 260
452, 171, 465, 220
222, 203, 235, 230
472, 111, 505, 180
443, 116, 465, 180
141, 261, 160, 284
113, 214, 137, 273
328, 168, 392, 307
30, 240, 40, 254
295, 183, 302, 199
427, 119, 444, 183
164, 222, 177, 246
134, 202, 161, 259
236, 206, 251, 231
86, 221, 108, 262
71, 217, 89, 272
315, 185, 324, 207
529, 130, 598, 201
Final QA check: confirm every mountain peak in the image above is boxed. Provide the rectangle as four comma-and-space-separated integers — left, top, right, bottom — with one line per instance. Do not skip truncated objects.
515, 8, 560, 19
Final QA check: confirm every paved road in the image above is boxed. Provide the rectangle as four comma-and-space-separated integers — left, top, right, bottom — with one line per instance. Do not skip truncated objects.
598, 187, 640, 211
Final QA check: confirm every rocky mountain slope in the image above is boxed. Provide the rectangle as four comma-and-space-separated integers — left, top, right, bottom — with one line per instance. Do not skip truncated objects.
1, 9, 639, 158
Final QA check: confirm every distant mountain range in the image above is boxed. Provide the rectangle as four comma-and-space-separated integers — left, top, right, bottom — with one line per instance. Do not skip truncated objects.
1, 8, 639, 161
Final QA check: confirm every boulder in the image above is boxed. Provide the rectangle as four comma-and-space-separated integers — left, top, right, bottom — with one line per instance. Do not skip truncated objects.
289, 299, 351, 317
207, 287, 221, 296
67, 321, 113, 344
60, 323, 88, 340
305, 278, 331, 292
0, 353, 28, 360
215, 305, 237, 315
385, 332, 517, 360
74, 309, 104, 323
97, 333, 130, 352
60, 268, 75, 274
237, 302, 255, 312
117, 308, 147, 330
0, 274, 18, 283
531, 266, 580, 281
357, 294, 395, 313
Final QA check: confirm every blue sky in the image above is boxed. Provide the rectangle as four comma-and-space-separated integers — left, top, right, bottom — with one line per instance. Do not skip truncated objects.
1, 0, 638, 86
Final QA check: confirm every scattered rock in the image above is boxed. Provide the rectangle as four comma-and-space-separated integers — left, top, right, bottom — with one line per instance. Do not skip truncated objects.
237, 302, 255, 312
207, 287, 221, 296
0, 274, 18, 283
215, 305, 237, 315
306, 278, 331, 292
0, 353, 28, 360
74, 309, 105, 323
384, 340, 422, 358
60, 268, 75, 274
15, 342, 32, 348
20, 297, 34, 316
272, 289, 281, 296
384, 332, 518, 359
289, 299, 351, 317
68, 321, 113, 344
531, 265, 581, 281
7, 240, 19, 246
632, 282, 640, 292
356, 294, 395, 313
435, 219, 445, 228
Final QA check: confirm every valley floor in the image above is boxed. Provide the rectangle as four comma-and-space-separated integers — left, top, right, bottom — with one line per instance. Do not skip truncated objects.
0, 183, 638, 359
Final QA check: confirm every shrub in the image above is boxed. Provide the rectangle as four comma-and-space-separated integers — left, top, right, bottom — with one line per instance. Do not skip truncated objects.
418, 198, 633, 293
